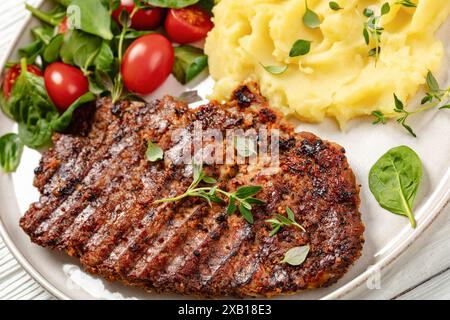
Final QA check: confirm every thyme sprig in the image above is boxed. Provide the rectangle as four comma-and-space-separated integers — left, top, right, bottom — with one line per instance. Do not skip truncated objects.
372, 71, 450, 137
362, 2, 390, 64
153, 162, 265, 224
363, 1, 417, 64
266, 206, 306, 237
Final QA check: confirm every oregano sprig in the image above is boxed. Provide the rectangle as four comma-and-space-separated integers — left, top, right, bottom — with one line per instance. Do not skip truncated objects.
266, 206, 306, 237
153, 162, 265, 224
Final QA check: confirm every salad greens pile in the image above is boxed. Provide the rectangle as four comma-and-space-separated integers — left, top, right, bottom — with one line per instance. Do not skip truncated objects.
0, 0, 213, 172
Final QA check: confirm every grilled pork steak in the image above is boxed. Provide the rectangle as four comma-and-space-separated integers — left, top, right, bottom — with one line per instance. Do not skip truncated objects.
20, 84, 364, 297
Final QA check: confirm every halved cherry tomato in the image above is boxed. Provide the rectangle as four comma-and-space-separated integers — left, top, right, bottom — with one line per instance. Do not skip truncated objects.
58, 16, 68, 34
44, 62, 89, 111
112, 0, 165, 30
164, 6, 213, 44
2, 64, 42, 99
121, 34, 174, 95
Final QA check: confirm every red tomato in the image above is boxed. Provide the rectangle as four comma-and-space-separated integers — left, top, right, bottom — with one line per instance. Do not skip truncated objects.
44, 62, 89, 111
121, 34, 174, 95
112, 0, 165, 30
2, 64, 42, 99
164, 6, 213, 44
58, 16, 68, 34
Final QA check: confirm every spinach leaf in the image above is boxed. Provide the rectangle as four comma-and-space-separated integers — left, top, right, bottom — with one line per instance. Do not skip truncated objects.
145, 0, 201, 8
67, 0, 113, 40
197, 0, 216, 13
173, 45, 208, 84
60, 30, 102, 72
43, 34, 64, 63
18, 40, 45, 64
26, 3, 66, 26
94, 41, 116, 73
5, 61, 56, 124
51, 92, 96, 131
369, 146, 422, 228
18, 117, 54, 149
0, 134, 24, 173
31, 25, 55, 44
4, 59, 57, 148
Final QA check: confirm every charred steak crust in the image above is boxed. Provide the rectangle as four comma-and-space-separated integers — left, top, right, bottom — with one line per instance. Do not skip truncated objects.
20, 83, 364, 297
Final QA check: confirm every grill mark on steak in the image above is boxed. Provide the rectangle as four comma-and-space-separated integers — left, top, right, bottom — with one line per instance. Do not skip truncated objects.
20, 83, 364, 297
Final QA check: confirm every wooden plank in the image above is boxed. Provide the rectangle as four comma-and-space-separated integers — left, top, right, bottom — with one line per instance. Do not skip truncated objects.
354, 204, 450, 299
395, 268, 450, 300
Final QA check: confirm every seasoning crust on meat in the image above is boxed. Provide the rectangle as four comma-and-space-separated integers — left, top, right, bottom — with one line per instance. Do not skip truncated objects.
20, 84, 364, 297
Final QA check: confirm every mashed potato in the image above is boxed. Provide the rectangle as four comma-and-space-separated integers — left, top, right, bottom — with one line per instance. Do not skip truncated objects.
205, 0, 450, 126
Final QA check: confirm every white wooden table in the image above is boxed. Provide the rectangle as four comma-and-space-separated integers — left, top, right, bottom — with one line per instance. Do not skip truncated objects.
0, 0, 449, 300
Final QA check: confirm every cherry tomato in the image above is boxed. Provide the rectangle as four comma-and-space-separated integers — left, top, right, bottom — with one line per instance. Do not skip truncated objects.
121, 34, 174, 95
164, 6, 213, 44
2, 64, 42, 99
44, 62, 89, 111
58, 16, 68, 34
112, 0, 165, 30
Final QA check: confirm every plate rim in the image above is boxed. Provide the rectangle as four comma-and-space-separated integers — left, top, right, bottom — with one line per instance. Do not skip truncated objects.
0, 0, 449, 300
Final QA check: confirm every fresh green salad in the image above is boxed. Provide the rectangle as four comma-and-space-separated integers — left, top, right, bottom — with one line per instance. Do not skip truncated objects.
0, 0, 215, 172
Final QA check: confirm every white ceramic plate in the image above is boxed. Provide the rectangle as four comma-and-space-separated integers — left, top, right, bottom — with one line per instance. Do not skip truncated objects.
0, 0, 449, 300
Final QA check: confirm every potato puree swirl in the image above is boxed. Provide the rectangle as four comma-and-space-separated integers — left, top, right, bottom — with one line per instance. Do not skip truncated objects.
205, 0, 450, 126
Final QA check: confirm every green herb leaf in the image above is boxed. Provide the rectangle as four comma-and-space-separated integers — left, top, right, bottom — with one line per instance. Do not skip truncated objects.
395, 0, 417, 8
363, 28, 370, 45
260, 63, 288, 75
393, 93, 404, 111
426, 71, 440, 92
26, 3, 65, 26
363, 8, 374, 17
94, 41, 116, 73
282, 245, 310, 266
51, 92, 96, 131
43, 34, 64, 63
173, 45, 208, 85
227, 197, 237, 215
146, 142, 164, 162
329, 1, 343, 10
18, 40, 45, 64
4, 59, 57, 149
203, 176, 218, 184
0, 134, 24, 173
239, 205, 254, 224
303, 0, 321, 28
289, 39, 312, 57
369, 146, 422, 228
235, 186, 262, 199
286, 206, 295, 220
265, 206, 306, 236
381, 2, 391, 15
145, 0, 201, 8
60, 30, 102, 72
246, 198, 266, 205
31, 25, 55, 44
68, 0, 113, 40
439, 104, 450, 110
371, 110, 386, 125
